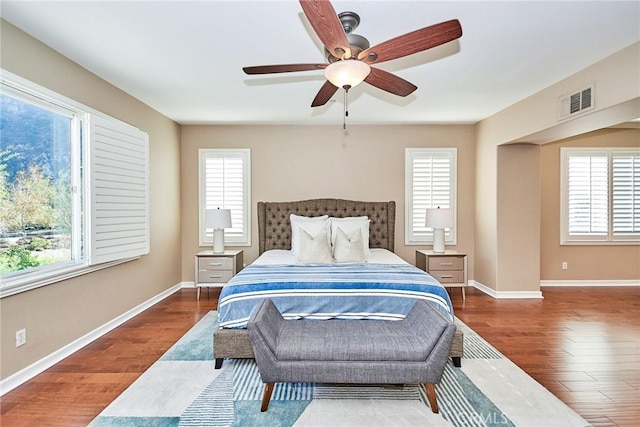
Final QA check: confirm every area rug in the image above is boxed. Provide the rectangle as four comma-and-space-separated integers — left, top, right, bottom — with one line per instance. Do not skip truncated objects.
90, 311, 588, 427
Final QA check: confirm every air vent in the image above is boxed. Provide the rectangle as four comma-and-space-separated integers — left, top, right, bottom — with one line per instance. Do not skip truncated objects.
559, 85, 594, 119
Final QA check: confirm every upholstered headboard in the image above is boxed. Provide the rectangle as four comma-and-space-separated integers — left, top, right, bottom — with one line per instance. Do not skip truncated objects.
257, 199, 395, 254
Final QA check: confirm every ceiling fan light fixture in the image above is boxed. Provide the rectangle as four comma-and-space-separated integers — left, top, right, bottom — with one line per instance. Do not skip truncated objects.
324, 60, 371, 89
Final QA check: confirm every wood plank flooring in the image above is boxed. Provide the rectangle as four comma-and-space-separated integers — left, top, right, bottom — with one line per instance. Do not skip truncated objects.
454, 287, 640, 427
1, 286, 638, 426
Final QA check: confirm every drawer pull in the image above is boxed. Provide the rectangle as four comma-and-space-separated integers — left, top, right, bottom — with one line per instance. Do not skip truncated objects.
440, 262, 453, 266
440, 275, 454, 279
208, 262, 223, 266
208, 274, 223, 279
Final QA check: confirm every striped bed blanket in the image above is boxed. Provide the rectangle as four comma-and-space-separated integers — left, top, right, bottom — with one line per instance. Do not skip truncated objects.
218, 262, 453, 328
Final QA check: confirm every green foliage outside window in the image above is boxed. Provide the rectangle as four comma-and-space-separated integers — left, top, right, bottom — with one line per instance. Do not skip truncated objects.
1, 94, 73, 276
0, 245, 41, 273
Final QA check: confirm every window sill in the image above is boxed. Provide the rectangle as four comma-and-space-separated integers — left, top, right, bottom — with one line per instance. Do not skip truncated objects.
560, 240, 640, 246
0, 258, 137, 299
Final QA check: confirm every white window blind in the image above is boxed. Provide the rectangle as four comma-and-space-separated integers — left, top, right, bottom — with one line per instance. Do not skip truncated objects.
566, 152, 608, 237
612, 152, 640, 236
89, 114, 149, 264
561, 147, 640, 243
405, 148, 457, 245
199, 149, 251, 246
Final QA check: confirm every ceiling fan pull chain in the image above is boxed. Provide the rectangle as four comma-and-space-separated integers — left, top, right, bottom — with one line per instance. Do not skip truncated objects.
343, 87, 347, 129
343, 86, 350, 129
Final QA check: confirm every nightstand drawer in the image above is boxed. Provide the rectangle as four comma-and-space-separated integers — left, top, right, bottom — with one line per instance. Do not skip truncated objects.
198, 269, 234, 283
430, 270, 464, 283
416, 250, 468, 300
428, 256, 464, 271
198, 257, 234, 271
195, 250, 243, 299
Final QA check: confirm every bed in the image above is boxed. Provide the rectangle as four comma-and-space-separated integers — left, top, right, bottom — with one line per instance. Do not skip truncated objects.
213, 198, 463, 368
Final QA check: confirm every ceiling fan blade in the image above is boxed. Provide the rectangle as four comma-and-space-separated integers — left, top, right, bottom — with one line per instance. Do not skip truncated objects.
364, 68, 417, 97
311, 80, 339, 107
243, 63, 327, 75
358, 19, 462, 64
299, 0, 351, 59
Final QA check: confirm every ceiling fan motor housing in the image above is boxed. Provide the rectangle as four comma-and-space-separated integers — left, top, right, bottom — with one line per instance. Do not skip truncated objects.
326, 33, 370, 62
325, 11, 371, 62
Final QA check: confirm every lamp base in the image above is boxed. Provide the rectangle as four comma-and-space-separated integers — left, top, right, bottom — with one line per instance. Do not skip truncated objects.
213, 228, 225, 254
432, 228, 445, 253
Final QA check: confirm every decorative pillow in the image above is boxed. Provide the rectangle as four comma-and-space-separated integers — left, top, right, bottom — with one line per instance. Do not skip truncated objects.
329, 216, 371, 256
297, 228, 333, 264
332, 227, 366, 263
290, 214, 329, 256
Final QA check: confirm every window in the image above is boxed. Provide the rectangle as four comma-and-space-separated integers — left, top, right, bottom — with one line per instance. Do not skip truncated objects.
561, 147, 640, 244
199, 149, 251, 247
0, 71, 149, 297
405, 148, 457, 245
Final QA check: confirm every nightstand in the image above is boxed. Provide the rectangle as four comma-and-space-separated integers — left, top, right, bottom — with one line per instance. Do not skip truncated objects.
195, 249, 243, 300
416, 250, 467, 301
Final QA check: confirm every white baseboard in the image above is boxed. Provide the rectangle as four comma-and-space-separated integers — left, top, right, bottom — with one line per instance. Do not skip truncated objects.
182, 281, 196, 288
540, 279, 640, 287
470, 280, 544, 299
0, 283, 183, 396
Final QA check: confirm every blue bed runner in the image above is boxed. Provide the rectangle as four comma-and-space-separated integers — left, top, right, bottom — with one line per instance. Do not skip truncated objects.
218, 263, 453, 328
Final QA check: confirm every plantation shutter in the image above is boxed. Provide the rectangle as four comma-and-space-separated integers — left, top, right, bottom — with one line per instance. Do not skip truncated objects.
612, 152, 640, 237
562, 148, 640, 243
405, 148, 456, 244
566, 152, 608, 238
199, 149, 251, 246
88, 114, 149, 265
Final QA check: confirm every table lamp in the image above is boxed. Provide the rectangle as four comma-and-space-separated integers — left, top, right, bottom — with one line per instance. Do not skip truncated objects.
205, 208, 232, 253
425, 207, 452, 253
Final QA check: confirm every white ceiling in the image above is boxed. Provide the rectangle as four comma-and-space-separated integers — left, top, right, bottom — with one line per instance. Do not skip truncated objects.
1, 1, 638, 126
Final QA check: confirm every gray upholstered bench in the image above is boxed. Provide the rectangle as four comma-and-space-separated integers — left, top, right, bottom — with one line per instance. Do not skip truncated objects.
247, 298, 456, 413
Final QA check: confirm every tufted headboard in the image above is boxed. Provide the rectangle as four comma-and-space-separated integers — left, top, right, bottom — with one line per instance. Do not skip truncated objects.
257, 199, 395, 254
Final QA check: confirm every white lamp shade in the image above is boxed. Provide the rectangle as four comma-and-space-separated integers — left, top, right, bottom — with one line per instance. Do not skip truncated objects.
205, 209, 231, 254
324, 60, 371, 88
425, 208, 452, 229
425, 208, 452, 253
205, 208, 232, 229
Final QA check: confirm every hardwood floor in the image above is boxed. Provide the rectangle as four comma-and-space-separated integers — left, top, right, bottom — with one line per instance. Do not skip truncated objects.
455, 287, 640, 427
1, 286, 638, 426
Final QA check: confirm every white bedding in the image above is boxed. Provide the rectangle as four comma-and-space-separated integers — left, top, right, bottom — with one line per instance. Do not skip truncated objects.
251, 248, 408, 266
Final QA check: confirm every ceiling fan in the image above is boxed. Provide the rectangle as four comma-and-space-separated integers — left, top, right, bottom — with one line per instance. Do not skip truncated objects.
242, 0, 462, 108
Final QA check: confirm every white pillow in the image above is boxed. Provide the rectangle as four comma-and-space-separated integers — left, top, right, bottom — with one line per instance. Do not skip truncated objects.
333, 227, 366, 263
329, 216, 371, 256
290, 214, 329, 256
297, 228, 333, 264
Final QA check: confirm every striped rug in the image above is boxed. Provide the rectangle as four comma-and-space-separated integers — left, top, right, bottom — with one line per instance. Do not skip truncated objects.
91, 312, 588, 427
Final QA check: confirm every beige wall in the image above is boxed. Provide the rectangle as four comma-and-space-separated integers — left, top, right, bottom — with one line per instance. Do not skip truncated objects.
475, 42, 640, 292
473, 129, 499, 290
540, 128, 640, 281
0, 21, 182, 379
180, 125, 476, 277
496, 144, 541, 292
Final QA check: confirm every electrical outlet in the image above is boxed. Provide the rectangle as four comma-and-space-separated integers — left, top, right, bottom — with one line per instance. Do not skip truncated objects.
16, 328, 26, 347
562, 262, 568, 270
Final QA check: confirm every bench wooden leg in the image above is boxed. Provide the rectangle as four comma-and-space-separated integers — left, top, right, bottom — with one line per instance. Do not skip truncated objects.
261, 382, 275, 412
423, 383, 439, 413
452, 356, 461, 367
